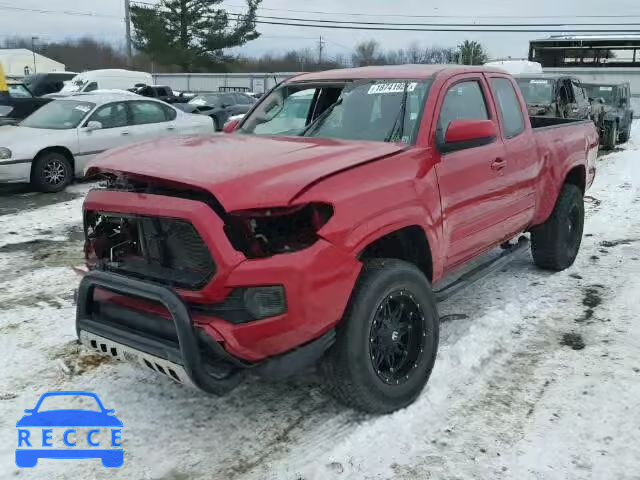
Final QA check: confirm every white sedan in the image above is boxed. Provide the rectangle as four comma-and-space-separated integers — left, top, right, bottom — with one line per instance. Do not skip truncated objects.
0, 92, 214, 192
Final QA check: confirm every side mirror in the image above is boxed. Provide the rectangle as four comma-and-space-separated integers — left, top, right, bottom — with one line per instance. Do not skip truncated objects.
85, 120, 102, 132
223, 119, 240, 133
440, 119, 497, 154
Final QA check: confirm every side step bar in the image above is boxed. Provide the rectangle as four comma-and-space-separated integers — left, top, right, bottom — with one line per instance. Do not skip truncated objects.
434, 237, 530, 302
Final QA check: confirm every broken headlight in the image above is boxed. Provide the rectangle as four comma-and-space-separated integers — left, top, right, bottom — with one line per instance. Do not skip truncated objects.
225, 203, 333, 258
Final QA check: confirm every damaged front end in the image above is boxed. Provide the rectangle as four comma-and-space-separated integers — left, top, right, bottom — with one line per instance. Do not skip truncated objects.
76, 174, 347, 394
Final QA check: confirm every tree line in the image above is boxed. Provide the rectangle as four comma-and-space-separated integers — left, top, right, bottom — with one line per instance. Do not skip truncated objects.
2, 36, 489, 74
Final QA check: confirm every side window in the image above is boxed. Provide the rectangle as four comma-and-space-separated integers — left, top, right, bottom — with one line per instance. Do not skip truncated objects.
84, 82, 98, 92
220, 94, 235, 106
438, 80, 489, 135
88, 102, 128, 129
162, 104, 177, 121
490, 78, 525, 139
130, 101, 169, 125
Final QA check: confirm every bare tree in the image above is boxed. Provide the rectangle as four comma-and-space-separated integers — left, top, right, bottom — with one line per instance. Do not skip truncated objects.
351, 41, 385, 67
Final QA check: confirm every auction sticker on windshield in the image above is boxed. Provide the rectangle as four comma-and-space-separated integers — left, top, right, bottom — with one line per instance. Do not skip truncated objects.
368, 82, 417, 94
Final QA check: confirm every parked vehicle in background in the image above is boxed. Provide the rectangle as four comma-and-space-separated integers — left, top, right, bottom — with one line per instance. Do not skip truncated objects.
0, 81, 51, 126
175, 92, 256, 130
24, 72, 78, 97
77, 65, 597, 414
132, 84, 189, 104
0, 92, 213, 192
59, 69, 153, 95
583, 82, 634, 149
515, 74, 591, 119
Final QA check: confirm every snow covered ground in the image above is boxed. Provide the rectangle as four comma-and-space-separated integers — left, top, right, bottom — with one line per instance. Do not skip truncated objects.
1, 124, 639, 479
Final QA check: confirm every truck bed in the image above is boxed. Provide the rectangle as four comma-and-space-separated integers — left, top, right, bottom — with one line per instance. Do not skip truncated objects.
529, 115, 593, 130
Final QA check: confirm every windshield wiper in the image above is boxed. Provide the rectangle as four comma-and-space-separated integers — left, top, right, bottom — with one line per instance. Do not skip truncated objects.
301, 98, 343, 136
384, 82, 410, 143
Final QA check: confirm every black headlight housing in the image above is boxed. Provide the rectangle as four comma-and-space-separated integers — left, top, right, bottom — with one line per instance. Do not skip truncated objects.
224, 203, 333, 258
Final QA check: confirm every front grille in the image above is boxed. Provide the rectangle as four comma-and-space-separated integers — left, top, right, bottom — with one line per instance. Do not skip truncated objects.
85, 212, 216, 289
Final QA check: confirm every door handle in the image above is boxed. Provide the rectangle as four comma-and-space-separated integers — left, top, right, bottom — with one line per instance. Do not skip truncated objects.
121, 131, 130, 136
491, 158, 507, 170
167, 125, 176, 130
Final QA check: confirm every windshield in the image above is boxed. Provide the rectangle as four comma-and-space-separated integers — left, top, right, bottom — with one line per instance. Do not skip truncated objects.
241, 79, 431, 143
516, 78, 555, 105
8, 84, 32, 98
583, 85, 617, 104
61, 76, 85, 93
20, 100, 94, 129
189, 95, 222, 106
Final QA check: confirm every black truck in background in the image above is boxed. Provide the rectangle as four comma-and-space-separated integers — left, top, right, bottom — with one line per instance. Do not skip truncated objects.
0, 82, 51, 126
583, 82, 634, 150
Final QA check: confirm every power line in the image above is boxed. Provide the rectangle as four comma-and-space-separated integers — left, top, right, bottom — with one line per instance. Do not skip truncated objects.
218, 1, 640, 20
226, 12, 640, 28
131, 1, 640, 20
0, 3, 123, 19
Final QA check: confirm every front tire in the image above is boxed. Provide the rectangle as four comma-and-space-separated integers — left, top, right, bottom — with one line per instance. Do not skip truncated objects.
31, 151, 72, 193
531, 184, 584, 271
321, 259, 439, 413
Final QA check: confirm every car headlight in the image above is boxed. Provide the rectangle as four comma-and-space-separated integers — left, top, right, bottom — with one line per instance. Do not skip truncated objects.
0, 148, 12, 160
224, 203, 334, 258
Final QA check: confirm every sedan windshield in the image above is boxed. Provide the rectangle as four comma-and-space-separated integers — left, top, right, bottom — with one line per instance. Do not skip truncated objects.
516, 78, 555, 105
189, 95, 222, 106
20, 100, 95, 129
240, 79, 431, 143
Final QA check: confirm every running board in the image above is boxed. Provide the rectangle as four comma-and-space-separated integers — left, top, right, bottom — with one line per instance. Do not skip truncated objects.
434, 237, 530, 302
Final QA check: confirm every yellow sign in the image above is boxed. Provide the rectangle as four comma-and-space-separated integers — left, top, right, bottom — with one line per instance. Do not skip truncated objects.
0, 63, 7, 92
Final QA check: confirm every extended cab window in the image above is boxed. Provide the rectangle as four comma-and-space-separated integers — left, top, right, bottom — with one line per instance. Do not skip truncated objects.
438, 80, 489, 135
490, 78, 525, 138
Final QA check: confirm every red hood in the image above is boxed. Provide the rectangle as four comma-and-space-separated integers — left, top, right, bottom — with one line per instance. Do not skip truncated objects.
87, 134, 405, 210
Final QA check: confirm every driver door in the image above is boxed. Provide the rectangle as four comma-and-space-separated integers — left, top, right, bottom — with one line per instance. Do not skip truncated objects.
77, 102, 133, 171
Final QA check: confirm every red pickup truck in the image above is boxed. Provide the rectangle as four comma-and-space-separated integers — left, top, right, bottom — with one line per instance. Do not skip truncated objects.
77, 65, 598, 413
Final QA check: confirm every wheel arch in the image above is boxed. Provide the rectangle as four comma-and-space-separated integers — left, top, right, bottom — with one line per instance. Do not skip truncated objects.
31, 146, 75, 179
358, 224, 434, 283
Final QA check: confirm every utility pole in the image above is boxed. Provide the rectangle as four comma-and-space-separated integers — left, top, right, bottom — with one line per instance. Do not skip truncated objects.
124, 0, 133, 66
31, 36, 38, 74
318, 35, 325, 65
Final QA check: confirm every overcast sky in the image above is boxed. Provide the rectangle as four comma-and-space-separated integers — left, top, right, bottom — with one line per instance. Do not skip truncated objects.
1, 0, 640, 61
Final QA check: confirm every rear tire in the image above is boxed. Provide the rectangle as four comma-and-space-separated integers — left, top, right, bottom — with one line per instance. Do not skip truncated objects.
320, 259, 439, 413
31, 151, 72, 193
619, 121, 631, 143
531, 184, 584, 271
603, 121, 618, 150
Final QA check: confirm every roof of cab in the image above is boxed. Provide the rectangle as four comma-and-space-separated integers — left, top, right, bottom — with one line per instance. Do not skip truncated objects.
514, 73, 574, 80
287, 64, 507, 83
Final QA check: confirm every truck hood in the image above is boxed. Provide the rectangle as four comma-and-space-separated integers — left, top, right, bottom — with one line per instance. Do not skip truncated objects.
87, 134, 406, 210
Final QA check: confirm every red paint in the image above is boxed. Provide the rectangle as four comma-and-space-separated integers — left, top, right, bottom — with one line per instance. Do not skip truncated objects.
444, 119, 497, 144
83, 66, 598, 362
222, 119, 239, 133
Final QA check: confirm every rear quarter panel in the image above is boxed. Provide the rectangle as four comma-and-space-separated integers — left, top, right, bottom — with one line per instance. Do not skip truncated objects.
530, 121, 598, 226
